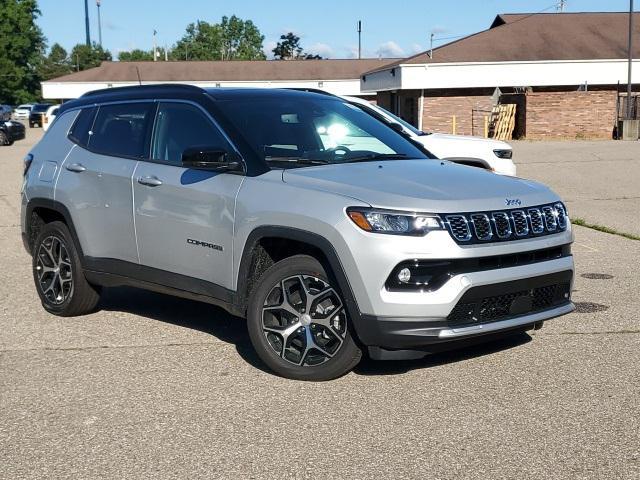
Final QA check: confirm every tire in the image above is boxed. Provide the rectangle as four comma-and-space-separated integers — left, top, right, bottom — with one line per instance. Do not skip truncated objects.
32, 221, 101, 316
0, 131, 7, 146
247, 254, 362, 381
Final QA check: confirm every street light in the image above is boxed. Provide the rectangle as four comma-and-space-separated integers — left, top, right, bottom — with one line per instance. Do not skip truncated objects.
84, 0, 91, 46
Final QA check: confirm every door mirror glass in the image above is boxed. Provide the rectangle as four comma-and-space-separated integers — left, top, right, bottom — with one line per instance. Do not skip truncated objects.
181, 147, 242, 172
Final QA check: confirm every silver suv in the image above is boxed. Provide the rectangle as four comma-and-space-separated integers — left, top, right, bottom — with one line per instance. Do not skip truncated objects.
21, 85, 575, 380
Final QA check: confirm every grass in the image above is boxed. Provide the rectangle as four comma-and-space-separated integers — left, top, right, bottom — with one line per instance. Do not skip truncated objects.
571, 217, 640, 241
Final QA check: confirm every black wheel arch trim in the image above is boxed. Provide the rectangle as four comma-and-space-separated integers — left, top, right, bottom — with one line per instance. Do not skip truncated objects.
236, 226, 365, 334
25, 198, 85, 261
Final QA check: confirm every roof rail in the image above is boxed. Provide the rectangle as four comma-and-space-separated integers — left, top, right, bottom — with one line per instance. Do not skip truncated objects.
81, 83, 206, 98
284, 88, 338, 97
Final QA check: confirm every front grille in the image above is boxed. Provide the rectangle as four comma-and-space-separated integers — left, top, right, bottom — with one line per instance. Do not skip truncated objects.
447, 273, 572, 326
446, 215, 471, 241
442, 203, 568, 244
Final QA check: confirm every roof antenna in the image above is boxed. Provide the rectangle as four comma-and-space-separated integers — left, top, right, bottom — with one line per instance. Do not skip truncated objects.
135, 66, 142, 85
556, 0, 566, 12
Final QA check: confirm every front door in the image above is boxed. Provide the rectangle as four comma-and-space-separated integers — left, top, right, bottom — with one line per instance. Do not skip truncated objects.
132, 101, 244, 290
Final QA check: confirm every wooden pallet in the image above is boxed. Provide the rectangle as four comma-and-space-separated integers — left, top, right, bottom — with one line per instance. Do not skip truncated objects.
489, 103, 516, 140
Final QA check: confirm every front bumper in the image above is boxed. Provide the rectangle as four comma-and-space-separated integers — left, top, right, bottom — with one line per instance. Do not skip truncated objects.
2, 121, 26, 142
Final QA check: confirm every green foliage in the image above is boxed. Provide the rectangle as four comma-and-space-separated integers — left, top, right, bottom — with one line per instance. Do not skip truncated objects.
38, 43, 72, 81
0, 0, 46, 104
69, 42, 112, 71
171, 15, 265, 61
118, 49, 155, 61
272, 32, 323, 60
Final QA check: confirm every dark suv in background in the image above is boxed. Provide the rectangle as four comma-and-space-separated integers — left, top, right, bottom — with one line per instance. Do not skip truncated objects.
29, 103, 52, 128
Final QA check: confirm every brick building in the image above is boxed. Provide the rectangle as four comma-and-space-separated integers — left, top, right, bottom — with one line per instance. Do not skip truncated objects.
362, 12, 640, 139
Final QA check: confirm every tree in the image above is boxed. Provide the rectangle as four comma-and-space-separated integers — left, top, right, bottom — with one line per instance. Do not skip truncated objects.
118, 49, 155, 61
38, 43, 73, 81
0, 0, 46, 104
272, 32, 323, 60
69, 42, 112, 71
171, 16, 265, 61
272, 33, 303, 60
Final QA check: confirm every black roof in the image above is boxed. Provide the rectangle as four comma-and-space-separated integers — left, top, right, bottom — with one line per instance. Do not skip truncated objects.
58, 84, 337, 115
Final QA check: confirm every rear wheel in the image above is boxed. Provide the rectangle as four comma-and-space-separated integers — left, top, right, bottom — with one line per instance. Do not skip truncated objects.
0, 131, 7, 146
32, 221, 101, 316
247, 255, 362, 381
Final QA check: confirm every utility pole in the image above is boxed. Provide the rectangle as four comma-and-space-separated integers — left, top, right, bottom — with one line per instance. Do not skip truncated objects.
357, 21, 362, 59
96, 0, 102, 47
429, 32, 434, 58
84, 0, 91, 46
557, 0, 566, 12
153, 30, 158, 62
628, 0, 635, 119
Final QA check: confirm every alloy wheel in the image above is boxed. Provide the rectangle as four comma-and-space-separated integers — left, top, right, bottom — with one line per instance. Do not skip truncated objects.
35, 235, 73, 305
262, 275, 347, 366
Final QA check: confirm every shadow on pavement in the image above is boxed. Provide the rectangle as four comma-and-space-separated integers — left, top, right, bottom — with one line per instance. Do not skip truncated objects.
99, 286, 532, 378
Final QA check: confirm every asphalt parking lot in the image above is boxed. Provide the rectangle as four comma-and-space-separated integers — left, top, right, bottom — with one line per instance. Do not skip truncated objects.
1, 130, 639, 479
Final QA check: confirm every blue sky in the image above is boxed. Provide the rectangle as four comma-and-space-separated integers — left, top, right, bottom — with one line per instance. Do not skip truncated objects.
37, 0, 633, 59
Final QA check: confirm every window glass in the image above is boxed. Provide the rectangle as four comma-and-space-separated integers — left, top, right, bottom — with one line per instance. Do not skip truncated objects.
68, 107, 97, 147
89, 102, 154, 158
151, 102, 229, 165
215, 97, 428, 169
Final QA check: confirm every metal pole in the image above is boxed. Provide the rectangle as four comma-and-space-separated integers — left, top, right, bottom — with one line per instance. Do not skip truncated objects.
627, 0, 634, 119
357, 21, 362, 59
96, 1, 102, 47
429, 33, 434, 58
84, 0, 91, 45
153, 30, 157, 62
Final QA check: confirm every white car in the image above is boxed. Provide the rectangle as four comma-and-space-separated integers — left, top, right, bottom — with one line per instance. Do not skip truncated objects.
343, 96, 516, 176
42, 105, 60, 132
13, 104, 33, 121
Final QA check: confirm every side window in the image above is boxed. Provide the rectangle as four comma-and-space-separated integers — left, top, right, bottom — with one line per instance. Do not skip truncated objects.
151, 102, 230, 165
89, 102, 154, 158
68, 107, 97, 147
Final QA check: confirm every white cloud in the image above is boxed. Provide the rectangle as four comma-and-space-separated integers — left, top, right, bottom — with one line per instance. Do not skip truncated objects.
376, 41, 404, 58
307, 42, 334, 58
411, 43, 424, 54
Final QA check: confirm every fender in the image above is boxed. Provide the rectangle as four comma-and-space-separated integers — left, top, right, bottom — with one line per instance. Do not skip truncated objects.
25, 198, 85, 262
235, 226, 365, 334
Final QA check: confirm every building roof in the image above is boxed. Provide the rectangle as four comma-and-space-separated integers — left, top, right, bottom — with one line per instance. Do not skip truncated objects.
367, 12, 640, 73
46, 58, 397, 83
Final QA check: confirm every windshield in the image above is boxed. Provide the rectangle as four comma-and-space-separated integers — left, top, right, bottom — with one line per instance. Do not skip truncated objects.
33, 104, 51, 112
215, 96, 428, 168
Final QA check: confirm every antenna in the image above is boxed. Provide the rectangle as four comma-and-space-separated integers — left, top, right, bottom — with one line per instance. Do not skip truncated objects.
135, 66, 142, 85
357, 21, 362, 59
557, 0, 566, 12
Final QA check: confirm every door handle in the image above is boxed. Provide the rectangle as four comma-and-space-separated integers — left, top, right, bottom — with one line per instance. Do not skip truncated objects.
66, 163, 86, 173
137, 176, 163, 187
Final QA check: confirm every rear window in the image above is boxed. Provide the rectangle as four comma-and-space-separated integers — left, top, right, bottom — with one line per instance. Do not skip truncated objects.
88, 102, 155, 158
68, 107, 97, 147
32, 104, 51, 113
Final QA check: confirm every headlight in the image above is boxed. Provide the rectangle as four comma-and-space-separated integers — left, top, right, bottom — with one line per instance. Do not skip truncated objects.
493, 149, 513, 159
347, 207, 443, 236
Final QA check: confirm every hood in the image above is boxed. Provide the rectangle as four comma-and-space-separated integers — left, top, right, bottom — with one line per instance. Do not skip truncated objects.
418, 133, 510, 158
282, 159, 557, 213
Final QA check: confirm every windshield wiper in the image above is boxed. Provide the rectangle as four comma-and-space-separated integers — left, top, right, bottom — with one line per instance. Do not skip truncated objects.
265, 157, 329, 165
344, 153, 409, 163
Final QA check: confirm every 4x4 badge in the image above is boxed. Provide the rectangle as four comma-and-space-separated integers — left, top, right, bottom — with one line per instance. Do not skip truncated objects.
505, 198, 522, 206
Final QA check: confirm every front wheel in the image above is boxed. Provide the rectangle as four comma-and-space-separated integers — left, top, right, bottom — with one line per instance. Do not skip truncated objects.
247, 255, 362, 381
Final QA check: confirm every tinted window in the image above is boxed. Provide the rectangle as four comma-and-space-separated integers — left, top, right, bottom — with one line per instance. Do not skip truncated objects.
151, 102, 230, 165
68, 107, 97, 147
89, 102, 154, 158
32, 104, 51, 113
215, 96, 427, 169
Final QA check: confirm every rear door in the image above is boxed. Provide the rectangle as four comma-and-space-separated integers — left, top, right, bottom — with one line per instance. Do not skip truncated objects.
56, 102, 155, 263
132, 101, 244, 289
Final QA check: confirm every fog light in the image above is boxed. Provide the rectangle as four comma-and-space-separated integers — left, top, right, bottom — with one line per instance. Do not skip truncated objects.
397, 268, 411, 283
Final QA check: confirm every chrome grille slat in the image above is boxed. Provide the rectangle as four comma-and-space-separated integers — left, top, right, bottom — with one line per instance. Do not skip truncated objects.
492, 212, 512, 238
511, 210, 529, 236
446, 215, 472, 241
542, 206, 557, 232
470, 213, 492, 241
528, 208, 544, 234
442, 203, 568, 244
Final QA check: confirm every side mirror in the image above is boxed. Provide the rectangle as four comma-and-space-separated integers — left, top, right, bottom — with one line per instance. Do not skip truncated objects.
181, 147, 243, 172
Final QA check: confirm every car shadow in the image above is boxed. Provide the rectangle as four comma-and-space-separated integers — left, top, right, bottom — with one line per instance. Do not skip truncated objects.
98, 286, 271, 374
353, 332, 532, 376
98, 286, 533, 378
